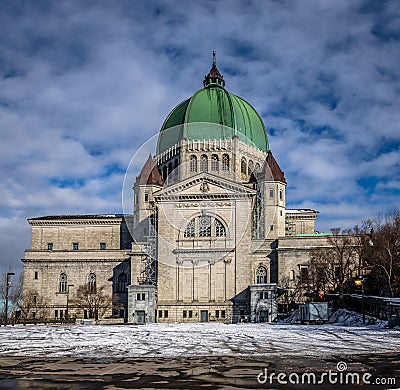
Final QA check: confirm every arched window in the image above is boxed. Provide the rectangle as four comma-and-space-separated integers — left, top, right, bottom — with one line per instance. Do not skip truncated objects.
183, 216, 226, 238
88, 273, 96, 293
184, 219, 195, 237
199, 216, 211, 237
190, 155, 197, 172
255, 162, 261, 172
118, 273, 127, 292
211, 154, 219, 172
59, 273, 67, 293
201, 154, 208, 172
248, 160, 254, 176
215, 219, 226, 237
241, 157, 247, 176
222, 154, 230, 172
256, 266, 267, 284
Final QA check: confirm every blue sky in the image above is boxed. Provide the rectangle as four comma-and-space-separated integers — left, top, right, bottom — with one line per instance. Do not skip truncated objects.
0, 0, 399, 271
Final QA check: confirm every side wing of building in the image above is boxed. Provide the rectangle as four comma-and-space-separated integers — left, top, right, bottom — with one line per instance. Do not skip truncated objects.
22, 215, 132, 321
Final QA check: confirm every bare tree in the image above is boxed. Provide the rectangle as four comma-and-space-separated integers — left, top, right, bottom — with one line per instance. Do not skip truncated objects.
18, 286, 49, 321
308, 228, 359, 301
1, 273, 49, 321
363, 209, 400, 297
72, 284, 115, 320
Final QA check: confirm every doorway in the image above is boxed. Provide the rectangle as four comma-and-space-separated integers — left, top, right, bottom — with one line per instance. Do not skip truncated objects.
258, 310, 269, 322
136, 310, 145, 324
200, 310, 209, 322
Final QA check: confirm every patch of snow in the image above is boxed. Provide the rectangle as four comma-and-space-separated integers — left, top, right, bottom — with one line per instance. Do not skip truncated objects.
0, 322, 398, 358
329, 309, 388, 328
282, 310, 300, 324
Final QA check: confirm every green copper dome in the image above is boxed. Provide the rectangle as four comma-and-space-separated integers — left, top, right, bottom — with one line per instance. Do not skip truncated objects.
157, 53, 269, 155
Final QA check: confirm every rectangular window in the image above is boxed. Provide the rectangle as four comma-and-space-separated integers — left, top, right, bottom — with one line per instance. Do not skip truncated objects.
47, 243, 53, 250
73, 243, 79, 250
33, 295, 37, 304
270, 225, 274, 231
183, 310, 187, 318
280, 210, 283, 216
188, 310, 193, 318
32, 312, 36, 319
269, 189, 274, 198
221, 310, 226, 318
54, 310, 58, 318
100, 242, 106, 250
144, 193, 149, 202
158, 310, 163, 318
260, 291, 269, 300
164, 310, 168, 318
279, 190, 283, 200
60, 310, 63, 319
136, 293, 146, 301
215, 310, 219, 318
34, 271, 38, 280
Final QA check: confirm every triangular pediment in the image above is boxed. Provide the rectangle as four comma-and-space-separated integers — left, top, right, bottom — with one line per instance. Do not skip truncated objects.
154, 172, 255, 199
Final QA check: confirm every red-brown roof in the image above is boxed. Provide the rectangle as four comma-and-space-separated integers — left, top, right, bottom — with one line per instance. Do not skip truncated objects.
136, 155, 164, 186
257, 152, 286, 183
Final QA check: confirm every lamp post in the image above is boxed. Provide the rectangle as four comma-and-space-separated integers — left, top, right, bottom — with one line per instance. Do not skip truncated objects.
66, 284, 74, 320
354, 232, 373, 325
355, 276, 366, 324
4, 272, 15, 325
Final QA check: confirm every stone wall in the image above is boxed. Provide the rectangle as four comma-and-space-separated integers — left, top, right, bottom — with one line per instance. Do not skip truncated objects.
276, 236, 333, 288
29, 215, 133, 250
127, 284, 157, 324
22, 215, 132, 320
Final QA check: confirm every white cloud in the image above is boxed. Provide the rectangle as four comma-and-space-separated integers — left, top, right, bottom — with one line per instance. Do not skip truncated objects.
0, 0, 399, 267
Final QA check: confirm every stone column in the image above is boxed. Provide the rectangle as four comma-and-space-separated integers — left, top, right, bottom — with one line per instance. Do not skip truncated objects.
176, 257, 184, 302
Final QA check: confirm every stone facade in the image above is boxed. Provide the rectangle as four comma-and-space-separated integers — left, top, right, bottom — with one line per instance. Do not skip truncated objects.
21, 58, 332, 324
22, 215, 132, 321
249, 284, 278, 322
127, 134, 321, 323
127, 284, 157, 324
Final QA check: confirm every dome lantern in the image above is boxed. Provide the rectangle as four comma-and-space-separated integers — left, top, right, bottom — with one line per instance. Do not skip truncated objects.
203, 51, 225, 88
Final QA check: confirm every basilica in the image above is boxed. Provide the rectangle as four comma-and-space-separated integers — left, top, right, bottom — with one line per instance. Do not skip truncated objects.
22, 54, 329, 324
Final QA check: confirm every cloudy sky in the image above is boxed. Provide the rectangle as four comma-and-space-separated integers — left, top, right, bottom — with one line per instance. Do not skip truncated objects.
1, 0, 399, 271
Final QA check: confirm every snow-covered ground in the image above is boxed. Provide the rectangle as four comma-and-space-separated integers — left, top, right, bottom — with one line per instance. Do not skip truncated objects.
284, 308, 389, 327
0, 321, 399, 358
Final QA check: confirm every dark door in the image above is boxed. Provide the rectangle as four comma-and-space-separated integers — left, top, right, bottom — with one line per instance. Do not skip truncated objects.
200, 310, 209, 322
259, 310, 269, 322
136, 310, 145, 324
